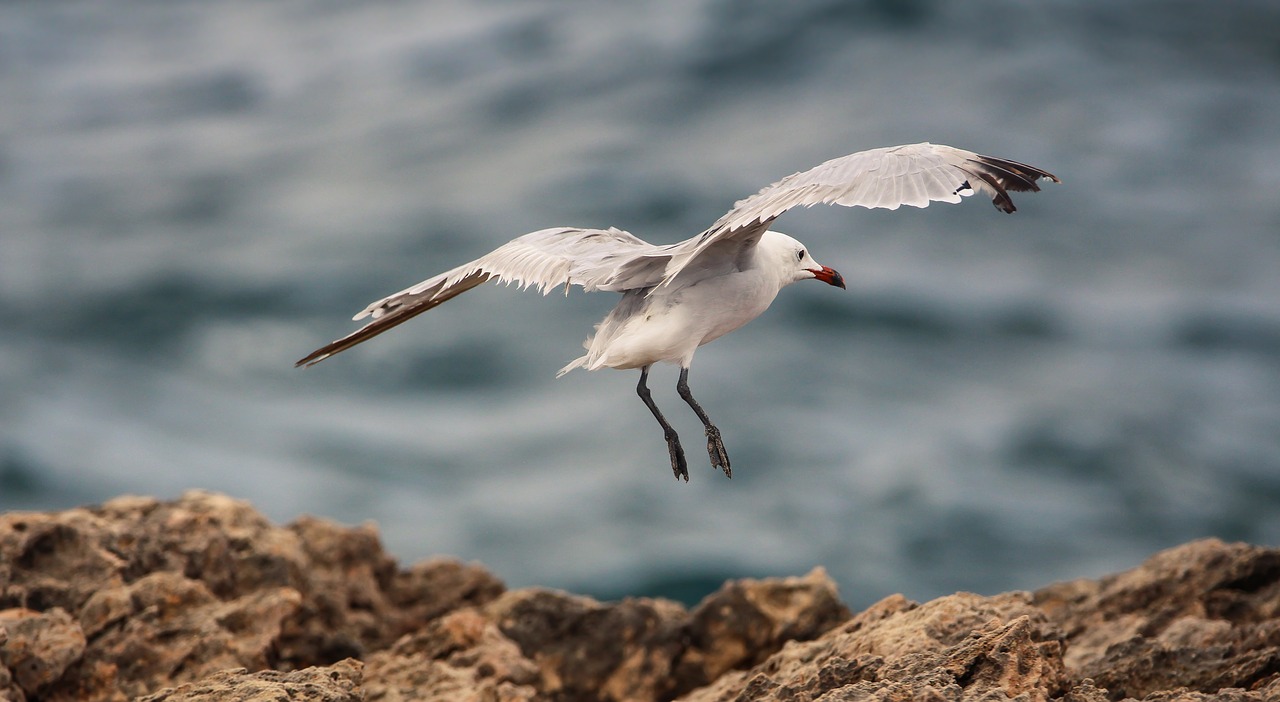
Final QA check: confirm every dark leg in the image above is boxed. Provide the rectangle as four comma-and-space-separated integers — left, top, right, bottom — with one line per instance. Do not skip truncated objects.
676, 367, 732, 478
637, 366, 689, 482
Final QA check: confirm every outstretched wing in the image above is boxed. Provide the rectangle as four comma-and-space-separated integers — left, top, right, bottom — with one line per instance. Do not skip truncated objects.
296, 226, 670, 367
662, 142, 1059, 285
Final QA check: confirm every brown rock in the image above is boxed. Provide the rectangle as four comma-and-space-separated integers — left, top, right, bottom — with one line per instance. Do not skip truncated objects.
682, 591, 1064, 702
364, 608, 539, 702
1061, 678, 1112, 702
389, 557, 509, 629
55, 572, 302, 699
0, 491, 505, 700
484, 588, 688, 702
356, 567, 847, 702
0, 624, 15, 702
276, 514, 505, 666
1034, 538, 1280, 699
0, 507, 128, 613
136, 658, 364, 702
677, 567, 851, 686
0, 607, 87, 698
5, 494, 1280, 702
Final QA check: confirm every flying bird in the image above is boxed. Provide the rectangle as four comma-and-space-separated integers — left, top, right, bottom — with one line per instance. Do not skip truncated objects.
297, 142, 1059, 481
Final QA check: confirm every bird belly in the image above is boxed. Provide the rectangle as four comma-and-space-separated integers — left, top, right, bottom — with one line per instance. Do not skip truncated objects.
581, 271, 776, 371
585, 303, 700, 370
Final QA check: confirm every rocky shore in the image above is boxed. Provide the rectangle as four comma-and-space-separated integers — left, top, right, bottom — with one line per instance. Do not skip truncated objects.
1, 491, 1277, 701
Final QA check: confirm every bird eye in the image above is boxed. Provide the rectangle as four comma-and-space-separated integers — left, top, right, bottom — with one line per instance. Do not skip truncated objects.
797, 250, 806, 261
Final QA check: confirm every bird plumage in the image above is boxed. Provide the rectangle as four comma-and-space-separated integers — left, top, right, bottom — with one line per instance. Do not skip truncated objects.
296, 142, 1058, 480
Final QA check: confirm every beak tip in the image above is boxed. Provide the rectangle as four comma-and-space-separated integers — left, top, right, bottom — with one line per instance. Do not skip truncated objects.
808, 265, 846, 289
822, 266, 846, 290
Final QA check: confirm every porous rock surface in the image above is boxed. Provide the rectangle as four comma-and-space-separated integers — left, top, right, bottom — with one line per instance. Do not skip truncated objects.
1, 491, 1278, 701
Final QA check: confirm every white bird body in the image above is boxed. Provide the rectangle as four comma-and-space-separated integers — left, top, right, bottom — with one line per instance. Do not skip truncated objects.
561, 230, 816, 374
298, 142, 1059, 481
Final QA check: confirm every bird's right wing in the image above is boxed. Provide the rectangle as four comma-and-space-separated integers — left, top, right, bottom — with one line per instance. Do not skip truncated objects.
296, 226, 670, 367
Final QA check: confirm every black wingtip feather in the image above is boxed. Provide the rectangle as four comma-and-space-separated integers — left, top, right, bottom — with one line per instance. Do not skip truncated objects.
968, 154, 1059, 213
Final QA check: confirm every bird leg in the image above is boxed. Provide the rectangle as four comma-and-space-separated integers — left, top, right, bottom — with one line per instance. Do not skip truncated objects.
637, 366, 689, 482
676, 368, 732, 478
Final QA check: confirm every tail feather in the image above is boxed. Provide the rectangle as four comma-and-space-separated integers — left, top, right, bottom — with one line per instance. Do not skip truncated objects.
555, 355, 587, 378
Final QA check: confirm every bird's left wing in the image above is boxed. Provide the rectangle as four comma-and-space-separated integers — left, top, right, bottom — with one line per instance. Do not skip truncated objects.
296, 226, 670, 367
661, 142, 1059, 285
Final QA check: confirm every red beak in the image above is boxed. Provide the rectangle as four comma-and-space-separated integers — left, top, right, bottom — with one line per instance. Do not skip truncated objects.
809, 266, 846, 289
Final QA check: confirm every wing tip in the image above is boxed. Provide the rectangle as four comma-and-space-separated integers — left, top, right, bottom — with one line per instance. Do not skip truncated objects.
294, 351, 328, 368
968, 154, 1060, 214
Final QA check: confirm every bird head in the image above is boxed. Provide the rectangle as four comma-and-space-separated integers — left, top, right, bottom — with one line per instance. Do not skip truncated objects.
761, 230, 845, 290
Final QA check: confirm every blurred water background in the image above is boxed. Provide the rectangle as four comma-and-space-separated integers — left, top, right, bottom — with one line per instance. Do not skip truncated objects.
3, 0, 1279, 608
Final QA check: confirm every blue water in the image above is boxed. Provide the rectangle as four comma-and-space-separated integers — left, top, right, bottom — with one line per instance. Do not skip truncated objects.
3, 1, 1279, 608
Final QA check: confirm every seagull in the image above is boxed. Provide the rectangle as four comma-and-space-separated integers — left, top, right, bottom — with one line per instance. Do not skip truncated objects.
297, 142, 1058, 481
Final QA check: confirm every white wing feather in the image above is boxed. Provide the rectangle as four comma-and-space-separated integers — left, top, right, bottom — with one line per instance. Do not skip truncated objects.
661, 142, 1058, 285
297, 226, 669, 366
361, 226, 667, 320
